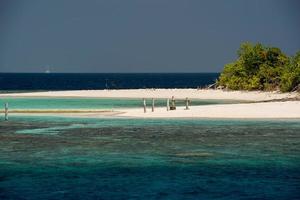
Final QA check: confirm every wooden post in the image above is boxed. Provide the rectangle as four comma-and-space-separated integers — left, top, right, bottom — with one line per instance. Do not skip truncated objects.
172, 96, 175, 107
170, 96, 176, 110
185, 97, 189, 110
4, 103, 8, 121
167, 99, 170, 111
143, 98, 146, 113
151, 98, 155, 112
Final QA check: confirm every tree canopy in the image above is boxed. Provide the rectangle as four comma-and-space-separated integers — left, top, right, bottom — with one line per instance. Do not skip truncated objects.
217, 42, 300, 92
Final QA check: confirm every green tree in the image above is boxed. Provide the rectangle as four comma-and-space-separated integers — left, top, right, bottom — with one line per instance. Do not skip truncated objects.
280, 51, 300, 92
218, 42, 295, 92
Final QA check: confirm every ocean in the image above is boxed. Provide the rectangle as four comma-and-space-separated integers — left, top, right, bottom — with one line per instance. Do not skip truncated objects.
0, 73, 299, 200
0, 73, 219, 91
0, 116, 299, 199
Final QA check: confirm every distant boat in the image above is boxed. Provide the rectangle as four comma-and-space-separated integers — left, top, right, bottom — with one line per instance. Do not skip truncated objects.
45, 70, 51, 73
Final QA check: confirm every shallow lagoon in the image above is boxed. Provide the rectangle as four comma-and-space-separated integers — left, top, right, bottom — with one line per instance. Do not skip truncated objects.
0, 97, 245, 110
0, 116, 299, 199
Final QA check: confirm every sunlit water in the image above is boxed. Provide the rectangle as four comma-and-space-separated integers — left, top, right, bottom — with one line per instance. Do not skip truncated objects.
0, 97, 244, 110
0, 116, 299, 199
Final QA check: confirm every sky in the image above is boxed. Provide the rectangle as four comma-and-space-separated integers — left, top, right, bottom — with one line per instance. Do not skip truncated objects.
0, 0, 299, 73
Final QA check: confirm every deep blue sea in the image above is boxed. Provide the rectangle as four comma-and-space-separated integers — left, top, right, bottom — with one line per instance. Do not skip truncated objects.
0, 73, 218, 90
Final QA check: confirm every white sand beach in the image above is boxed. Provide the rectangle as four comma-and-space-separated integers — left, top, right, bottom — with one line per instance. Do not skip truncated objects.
117, 101, 300, 119
1, 89, 298, 101
1, 89, 299, 119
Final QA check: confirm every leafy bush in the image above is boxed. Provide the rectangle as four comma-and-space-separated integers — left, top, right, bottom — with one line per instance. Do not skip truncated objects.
280, 52, 300, 92
218, 42, 299, 92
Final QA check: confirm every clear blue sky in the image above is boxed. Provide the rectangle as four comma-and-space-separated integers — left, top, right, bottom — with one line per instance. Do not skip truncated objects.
0, 0, 299, 73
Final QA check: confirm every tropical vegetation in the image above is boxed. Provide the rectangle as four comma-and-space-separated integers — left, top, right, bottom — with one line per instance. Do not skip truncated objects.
217, 42, 300, 92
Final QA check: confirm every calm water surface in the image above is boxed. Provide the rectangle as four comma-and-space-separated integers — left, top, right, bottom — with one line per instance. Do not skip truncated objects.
0, 73, 219, 91
0, 116, 299, 199
0, 97, 244, 110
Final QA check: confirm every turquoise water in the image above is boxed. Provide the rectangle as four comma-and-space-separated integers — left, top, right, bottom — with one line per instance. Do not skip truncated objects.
0, 97, 244, 110
0, 116, 299, 199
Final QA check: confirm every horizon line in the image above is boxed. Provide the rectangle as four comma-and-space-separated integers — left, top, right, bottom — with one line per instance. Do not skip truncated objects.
0, 72, 221, 74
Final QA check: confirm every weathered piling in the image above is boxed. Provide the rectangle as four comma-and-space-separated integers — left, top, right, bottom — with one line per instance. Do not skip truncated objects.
167, 99, 170, 111
143, 98, 146, 113
185, 97, 189, 110
170, 96, 176, 110
4, 103, 8, 121
152, 98, 155, 112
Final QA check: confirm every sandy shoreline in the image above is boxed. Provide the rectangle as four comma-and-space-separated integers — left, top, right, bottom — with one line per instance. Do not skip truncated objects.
117, 101, 300, 119
1, 89, 299, 119
1, 89, 298, 101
